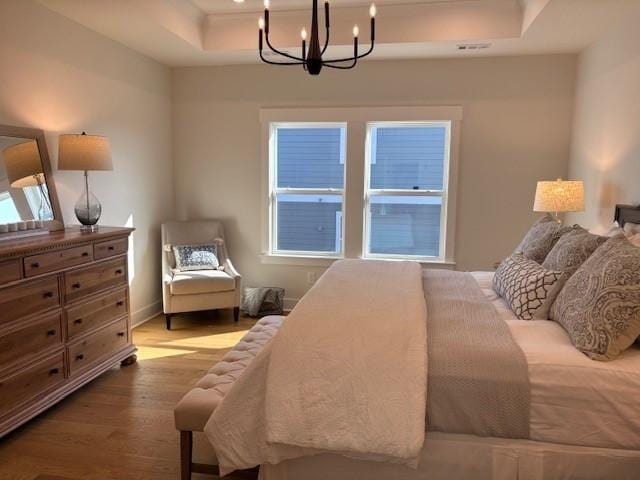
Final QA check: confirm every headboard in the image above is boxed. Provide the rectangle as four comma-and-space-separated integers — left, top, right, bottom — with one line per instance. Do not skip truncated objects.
614, 204, 640, 227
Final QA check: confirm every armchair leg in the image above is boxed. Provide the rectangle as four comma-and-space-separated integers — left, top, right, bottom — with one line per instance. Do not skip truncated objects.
233, 307, 240, 323
180, 431, 192, 480
165, 314, 172, 330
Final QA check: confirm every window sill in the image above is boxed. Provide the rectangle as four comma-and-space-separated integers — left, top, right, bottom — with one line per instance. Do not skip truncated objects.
261, 254, 456, 268
261, 254, 344, 267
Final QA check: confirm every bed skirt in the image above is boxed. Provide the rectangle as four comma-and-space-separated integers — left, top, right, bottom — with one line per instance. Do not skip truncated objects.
259, 432, 640, 480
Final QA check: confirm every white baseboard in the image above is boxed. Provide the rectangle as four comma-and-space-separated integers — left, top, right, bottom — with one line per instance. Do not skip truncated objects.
283, 297, 299, 312
131, 300, 163, 328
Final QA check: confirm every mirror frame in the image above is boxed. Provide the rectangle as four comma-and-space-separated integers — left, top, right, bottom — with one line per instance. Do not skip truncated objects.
0, 124, 64, 233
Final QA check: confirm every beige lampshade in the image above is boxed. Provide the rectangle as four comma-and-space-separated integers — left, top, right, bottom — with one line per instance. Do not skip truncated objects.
2, 140, 46, 188
58, 133, 112, 171
534, 179, 585, 213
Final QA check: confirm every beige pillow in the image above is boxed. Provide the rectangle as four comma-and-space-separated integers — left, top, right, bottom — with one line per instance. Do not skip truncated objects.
515, 215, 574, 264
542, 228, 607, 276
551, 236, 640, 361
630, 234, 640, 248
493, 254, 568, 320
623, 222, 640, 237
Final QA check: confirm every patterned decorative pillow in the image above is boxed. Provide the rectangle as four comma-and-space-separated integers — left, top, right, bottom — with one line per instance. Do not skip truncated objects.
172, 244, 219, 271
493, 254, 568, 320
551, 235, 640, 361
542, 228, 607, 276
515, 215, 574, 264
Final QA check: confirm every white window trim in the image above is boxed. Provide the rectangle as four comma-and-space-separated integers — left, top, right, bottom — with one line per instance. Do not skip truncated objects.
268, 122, 347, 258
260, 106, 462, 267
363, 121, 451, 263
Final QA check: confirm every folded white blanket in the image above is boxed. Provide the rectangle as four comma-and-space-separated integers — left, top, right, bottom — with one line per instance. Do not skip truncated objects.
204, 259, 427, 475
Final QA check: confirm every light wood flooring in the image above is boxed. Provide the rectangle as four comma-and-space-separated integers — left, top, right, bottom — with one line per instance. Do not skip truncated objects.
0, 311, 258, 480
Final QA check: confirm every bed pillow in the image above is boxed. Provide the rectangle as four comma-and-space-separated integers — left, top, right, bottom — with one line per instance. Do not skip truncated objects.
550, 235, 640, 361
542, 228, 607, 276
630, 234, 640, 248
515, 214, 573, 264
493, 254, 568, 320
172, 244, 219, 272
623, 222, 640, 237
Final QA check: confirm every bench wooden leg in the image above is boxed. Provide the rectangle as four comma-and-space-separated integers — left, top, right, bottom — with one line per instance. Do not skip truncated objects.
233, 307, 240, 323
166, 314, 172, 330
180, 431, 192, 480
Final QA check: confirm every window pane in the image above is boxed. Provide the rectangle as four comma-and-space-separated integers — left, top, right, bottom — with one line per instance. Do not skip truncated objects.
277, 127, 344, 188
368, 196, 441, 257
276, 194, 342, 253
370, 126, 446, 190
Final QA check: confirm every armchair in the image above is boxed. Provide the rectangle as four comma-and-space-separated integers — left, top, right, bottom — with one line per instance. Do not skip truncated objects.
161, 220, 242, 330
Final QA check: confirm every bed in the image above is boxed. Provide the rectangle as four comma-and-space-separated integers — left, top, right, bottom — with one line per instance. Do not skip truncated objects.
175, 205, 640, 479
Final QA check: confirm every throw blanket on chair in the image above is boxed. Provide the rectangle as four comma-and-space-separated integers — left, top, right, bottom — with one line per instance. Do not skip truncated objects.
423, 270, 530, 438
204, 259, 427, 475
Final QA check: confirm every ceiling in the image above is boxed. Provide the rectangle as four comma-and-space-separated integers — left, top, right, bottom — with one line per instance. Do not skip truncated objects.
191, 0, 462, 14
37, 0, 640, 67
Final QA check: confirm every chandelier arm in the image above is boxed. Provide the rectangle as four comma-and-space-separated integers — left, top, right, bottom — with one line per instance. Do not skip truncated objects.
265, 32, 305, 62
323, 42, 374, 65
324, 61, 357, 70
260, 50, 305, 66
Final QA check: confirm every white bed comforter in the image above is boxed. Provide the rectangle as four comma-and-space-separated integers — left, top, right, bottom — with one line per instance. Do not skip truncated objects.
204, 259, 427, 475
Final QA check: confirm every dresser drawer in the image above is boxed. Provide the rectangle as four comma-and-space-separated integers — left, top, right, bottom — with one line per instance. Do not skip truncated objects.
0, 276, 60, 326
64, 258, 127, 303
0, 313, 62, 369
66, 289, 128, 340
24, 244, 93, 278
68, 318, 128, 375
94, 237, 128, 260
0, 259, 21, 284
0, 353, 65, 417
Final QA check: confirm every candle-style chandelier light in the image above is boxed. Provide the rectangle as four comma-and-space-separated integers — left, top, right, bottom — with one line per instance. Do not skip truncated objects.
258, 0, 377, 76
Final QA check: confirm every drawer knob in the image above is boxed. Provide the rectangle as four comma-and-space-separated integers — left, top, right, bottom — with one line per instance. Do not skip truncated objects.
116, 301, 124, 307
74, 318, 83, 325
31, 262, 40, 268
43, 291, 54, 298
108, 246, 115, 251
72, 282, 81, 289
49, 368, 60, 375
117, 332, 125, 337
82, 251, 89, 257
115, 269, 123, 275
46, 329, 56, 336
76, 354, 84, 361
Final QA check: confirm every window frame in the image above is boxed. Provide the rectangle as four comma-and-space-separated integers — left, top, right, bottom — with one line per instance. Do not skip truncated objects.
268, 122, 347, 258
363, 121, 452, 262
260, 106, 462, 267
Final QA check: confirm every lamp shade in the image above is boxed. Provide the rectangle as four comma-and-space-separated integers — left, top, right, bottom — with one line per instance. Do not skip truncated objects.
2, 140, 45, 188
534, 179, 585, 213
58, 133, 112, 171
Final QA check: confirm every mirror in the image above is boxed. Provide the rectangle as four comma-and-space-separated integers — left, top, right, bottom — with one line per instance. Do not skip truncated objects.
0, 125, 64, 237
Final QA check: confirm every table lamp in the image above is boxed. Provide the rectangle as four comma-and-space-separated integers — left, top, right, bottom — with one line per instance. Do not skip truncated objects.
534, 178, 584, 223
58, 132, 112, 232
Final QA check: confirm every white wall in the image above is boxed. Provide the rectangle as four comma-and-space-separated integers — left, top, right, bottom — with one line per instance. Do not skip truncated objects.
172, 55, 576, 303
0, 0, 174, 324
567, 5, 640, 232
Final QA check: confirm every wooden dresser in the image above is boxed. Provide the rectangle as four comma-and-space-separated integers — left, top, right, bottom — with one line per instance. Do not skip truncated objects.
0, 226, 136, 437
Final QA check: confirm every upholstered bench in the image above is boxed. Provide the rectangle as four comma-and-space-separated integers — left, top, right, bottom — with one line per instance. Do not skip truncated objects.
174, 315, 285, 479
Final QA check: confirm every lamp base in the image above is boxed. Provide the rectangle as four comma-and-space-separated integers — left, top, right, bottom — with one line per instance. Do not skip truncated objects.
79, 224, 99, 233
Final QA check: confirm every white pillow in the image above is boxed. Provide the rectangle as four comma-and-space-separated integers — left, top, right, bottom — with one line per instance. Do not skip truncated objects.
623, 222, 640, 237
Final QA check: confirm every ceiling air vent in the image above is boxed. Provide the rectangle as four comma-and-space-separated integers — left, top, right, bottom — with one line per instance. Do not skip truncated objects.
457, 43, 491, 51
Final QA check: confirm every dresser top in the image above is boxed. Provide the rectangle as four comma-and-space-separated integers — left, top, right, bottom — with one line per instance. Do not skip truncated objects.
0, 226, 135, 259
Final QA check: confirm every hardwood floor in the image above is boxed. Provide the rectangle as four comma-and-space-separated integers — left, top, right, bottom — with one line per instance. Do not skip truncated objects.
0, 310, 258, 480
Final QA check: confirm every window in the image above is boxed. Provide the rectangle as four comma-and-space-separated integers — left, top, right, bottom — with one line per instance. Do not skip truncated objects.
262, 106, 461, 265
365, 123, 450, 259
269, 123, 346, 256
0, 192, 20, 223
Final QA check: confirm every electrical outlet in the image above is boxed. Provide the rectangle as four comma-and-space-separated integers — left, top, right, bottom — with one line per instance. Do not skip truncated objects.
307, 271, 318, 285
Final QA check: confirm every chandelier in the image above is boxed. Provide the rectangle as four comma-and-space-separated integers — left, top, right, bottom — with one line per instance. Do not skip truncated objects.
258, 0, 377, 76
